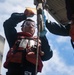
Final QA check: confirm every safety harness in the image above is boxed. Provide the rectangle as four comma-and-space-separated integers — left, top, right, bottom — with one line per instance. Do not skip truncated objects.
3, 32, 43, 72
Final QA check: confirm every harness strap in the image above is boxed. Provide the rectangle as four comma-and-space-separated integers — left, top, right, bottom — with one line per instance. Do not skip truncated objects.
4, 32, 43, 72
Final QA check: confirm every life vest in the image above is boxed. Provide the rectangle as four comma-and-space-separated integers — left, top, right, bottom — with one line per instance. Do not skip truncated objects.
3, 32, 43, 72
69, 20, 74, 48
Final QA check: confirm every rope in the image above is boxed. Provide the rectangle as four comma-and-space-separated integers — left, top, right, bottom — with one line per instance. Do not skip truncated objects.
34, 0, 46, 74
35, 31, 40, 75
35, 0, 43, 74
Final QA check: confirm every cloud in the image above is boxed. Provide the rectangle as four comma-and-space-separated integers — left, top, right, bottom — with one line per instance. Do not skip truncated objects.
1, 0, 74, 75
38, 49, 74, 75
0, 0, 35, 36
56, 36, 70, 43
0, 0, 5, 3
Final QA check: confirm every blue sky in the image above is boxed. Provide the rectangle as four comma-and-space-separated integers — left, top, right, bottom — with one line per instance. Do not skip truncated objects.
0, 0, 74, 75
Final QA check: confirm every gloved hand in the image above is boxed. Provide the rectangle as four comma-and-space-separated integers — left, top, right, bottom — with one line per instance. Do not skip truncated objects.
40, 11, 47, 37
40, 28, 47, 37
24, 8, 35, 17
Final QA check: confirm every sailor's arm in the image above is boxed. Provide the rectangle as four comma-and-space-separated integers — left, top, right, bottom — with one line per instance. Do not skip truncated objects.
46, 20, 69, 36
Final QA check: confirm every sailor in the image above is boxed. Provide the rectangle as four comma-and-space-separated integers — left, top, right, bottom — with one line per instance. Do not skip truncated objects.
3, 8, 53, 75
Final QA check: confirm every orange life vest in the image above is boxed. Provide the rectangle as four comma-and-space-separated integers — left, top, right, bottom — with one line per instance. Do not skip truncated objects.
3, 32, 43, 72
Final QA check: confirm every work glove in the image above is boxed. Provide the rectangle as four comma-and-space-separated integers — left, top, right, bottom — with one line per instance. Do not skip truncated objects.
24, 8, 35, 17
40, 11, 47, 37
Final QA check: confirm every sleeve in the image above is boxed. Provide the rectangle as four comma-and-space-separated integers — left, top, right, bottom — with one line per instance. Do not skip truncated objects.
40, 35, 53, 61
46, 20, 69, 36
3, 13, 27, 48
